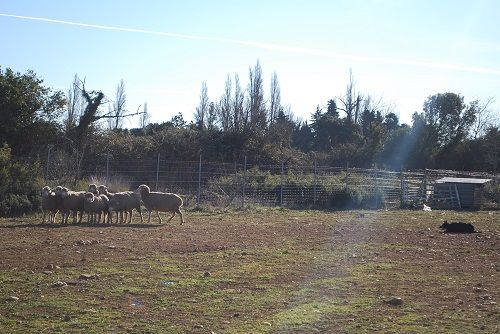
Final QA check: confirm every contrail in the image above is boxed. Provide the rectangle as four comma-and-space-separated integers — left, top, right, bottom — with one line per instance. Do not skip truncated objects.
2, 13, 500, 76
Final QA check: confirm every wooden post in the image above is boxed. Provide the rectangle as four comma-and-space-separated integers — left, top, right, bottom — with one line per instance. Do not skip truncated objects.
313, 160, 317, 206
399, 169, 404, 207
280, 161, 284, 206
45, 145, 52, 180
375, 165, 379, 208
155, 153, 160, 191
345, 161, 349, 191
197, 154, 202, 206
106, 153, 110, 184
242, 156, 247, 208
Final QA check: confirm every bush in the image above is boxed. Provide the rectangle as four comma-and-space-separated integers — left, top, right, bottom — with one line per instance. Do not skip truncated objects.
0, 194, 33, 216
0, 144, 44, 217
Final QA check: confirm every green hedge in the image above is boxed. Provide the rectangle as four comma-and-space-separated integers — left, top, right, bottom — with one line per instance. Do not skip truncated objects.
0, 144, 43, 216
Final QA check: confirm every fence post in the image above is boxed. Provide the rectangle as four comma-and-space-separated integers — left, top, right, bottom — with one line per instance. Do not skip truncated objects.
423, 168, 428, 202
375, 165, 379, 208
106, 153, 110, 184
197, 154, 202, 207
45, 145, 52, 181
313, 160, 317, 206
155, 153, 160, 191
242, 156, 247, 208
345, 161, 349, 191
399, 169, 404, 207
280, 161, 284, 206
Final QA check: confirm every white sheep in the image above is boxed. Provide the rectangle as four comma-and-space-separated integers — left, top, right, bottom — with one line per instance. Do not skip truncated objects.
84, 192, 109, 223
98, 185, 129, 223
102, 185, 143, 224
137, 184, 184, 225
88, 184, 99, 195
41, 186, 61, 224
57, 187, 85, 224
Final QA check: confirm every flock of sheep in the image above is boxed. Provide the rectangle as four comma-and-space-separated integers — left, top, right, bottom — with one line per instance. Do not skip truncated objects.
40, 184, 184, 225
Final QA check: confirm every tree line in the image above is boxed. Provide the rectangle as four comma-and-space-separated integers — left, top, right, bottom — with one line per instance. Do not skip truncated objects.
1, 63, 498, 173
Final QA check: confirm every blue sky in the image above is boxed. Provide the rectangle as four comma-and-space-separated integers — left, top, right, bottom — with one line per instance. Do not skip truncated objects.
1, 0, 499, 126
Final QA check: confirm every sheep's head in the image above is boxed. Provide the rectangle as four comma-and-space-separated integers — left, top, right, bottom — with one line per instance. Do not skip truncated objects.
41, 186, 51, 197
138, 184, 150, 198
98, 185, 108, 195
60, 187, 70, 198
54, 186, 63, 196
84, 192, 95, 203
88, 184, 98, 195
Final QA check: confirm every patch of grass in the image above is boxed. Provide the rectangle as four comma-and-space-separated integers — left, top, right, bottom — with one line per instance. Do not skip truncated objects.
0, 209, 497, 333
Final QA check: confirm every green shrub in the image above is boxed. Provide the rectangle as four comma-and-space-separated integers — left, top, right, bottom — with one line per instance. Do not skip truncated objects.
0, 144, 44, 217
0, 194, 33, 216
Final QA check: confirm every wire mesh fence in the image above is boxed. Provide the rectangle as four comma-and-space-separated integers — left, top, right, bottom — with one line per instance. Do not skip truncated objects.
33, 152, 499, 210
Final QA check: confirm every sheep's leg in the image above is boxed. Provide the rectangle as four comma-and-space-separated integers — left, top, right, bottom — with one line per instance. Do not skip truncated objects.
42, 210, 47, 224
147, 210, 152, 224
108, 209, 114, 224
177, 208, 184, 225
137, 208, 143, 224
128, 210, 133, 224
156, 211, 162, 224
97, 212, 101, 224
166, 212, 176, 224
119, 211, 123, 224
78, 210, 83, 224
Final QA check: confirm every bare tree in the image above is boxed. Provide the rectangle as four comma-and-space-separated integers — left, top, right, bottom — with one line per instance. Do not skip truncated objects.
108, 79, 126, 130
64, 74, 83, 132
470, 97, 497, 139
269, 72, 281, 125
233, 73, 245, 132
140, 102, 151, 129
247, 60, 267, 130
194, 82, 209, 129
337, 69, 362, 123
207, 101, 217, 131
218, 75, 232, 132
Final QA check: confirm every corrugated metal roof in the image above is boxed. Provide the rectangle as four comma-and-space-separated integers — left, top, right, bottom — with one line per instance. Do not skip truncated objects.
435, 177, 491, 184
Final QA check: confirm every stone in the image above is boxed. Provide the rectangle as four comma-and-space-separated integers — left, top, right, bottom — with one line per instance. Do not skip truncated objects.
79, 274, 99, 280
52, 281, 68, 288
6, 296, 19, 302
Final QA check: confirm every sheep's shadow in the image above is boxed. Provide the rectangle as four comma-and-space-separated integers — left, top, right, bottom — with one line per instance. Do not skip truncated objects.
0, 222, 164, 229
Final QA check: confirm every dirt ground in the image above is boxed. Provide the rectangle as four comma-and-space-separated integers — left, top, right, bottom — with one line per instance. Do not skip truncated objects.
0, 208, 498, 333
